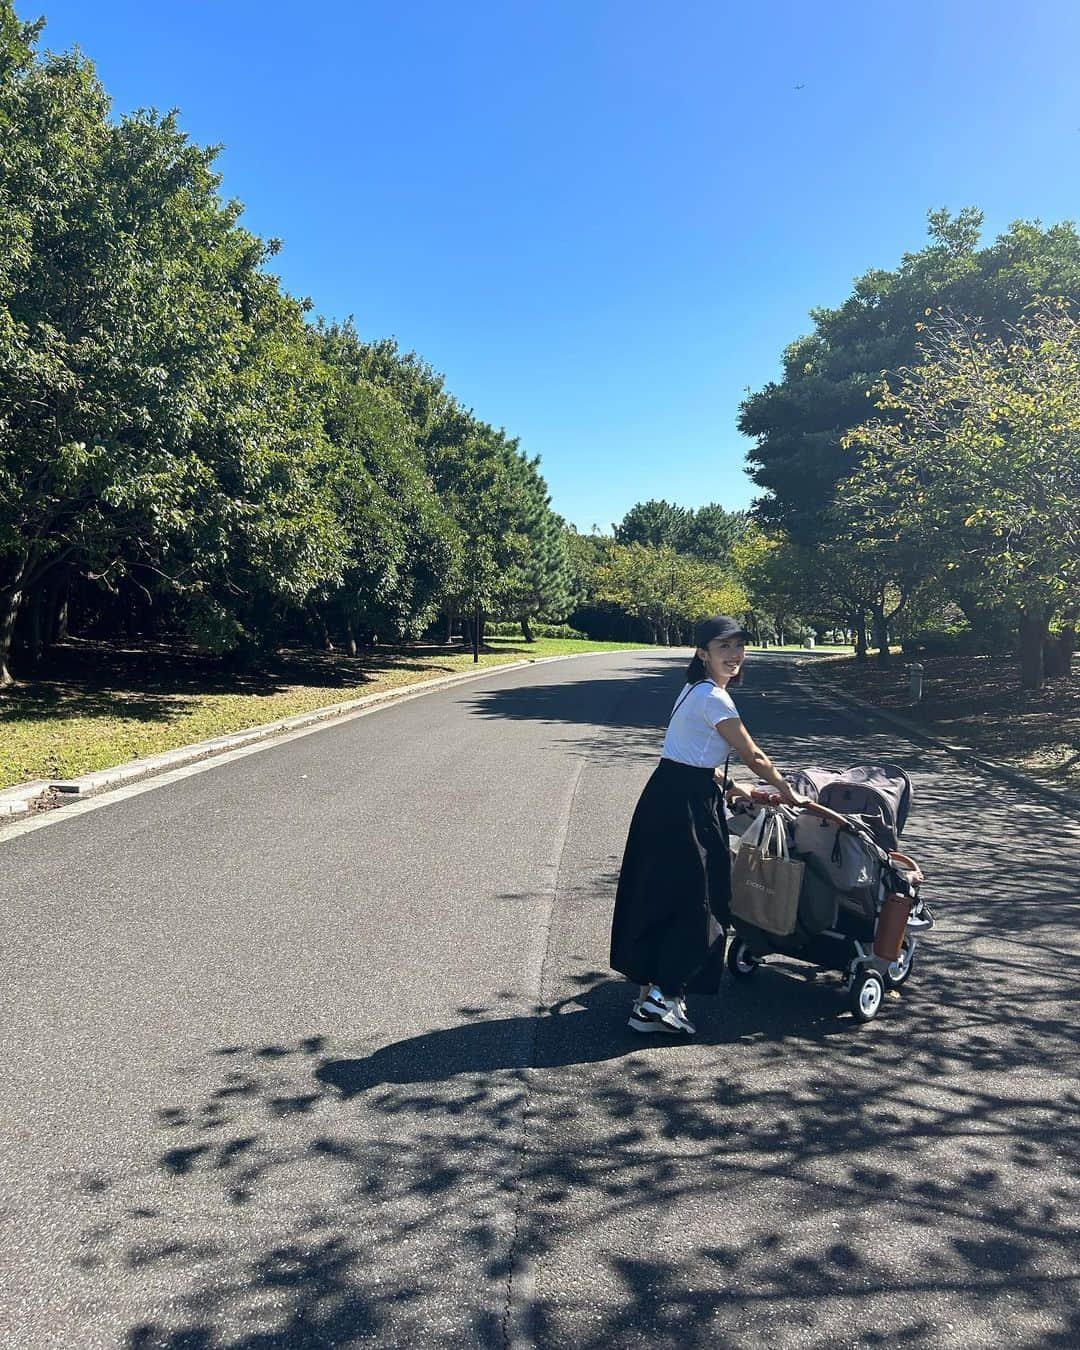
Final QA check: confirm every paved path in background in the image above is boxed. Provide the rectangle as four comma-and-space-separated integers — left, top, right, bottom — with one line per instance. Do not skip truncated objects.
2, 652, 1077, 1348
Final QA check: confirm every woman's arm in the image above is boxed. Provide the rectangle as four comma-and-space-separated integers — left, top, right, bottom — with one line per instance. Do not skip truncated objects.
714, 718, 807, 806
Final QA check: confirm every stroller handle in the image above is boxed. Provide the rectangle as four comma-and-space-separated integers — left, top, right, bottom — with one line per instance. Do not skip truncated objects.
735, 788, 925, 885
889, 850, 924, 884
741, 786, 850, 830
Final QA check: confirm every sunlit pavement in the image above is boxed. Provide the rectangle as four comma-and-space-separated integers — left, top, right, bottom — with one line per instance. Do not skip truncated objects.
2, 652, 1077, 1348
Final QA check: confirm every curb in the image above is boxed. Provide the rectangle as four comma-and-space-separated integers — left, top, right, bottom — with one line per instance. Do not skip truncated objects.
0, 648, 650, 826
796, 659, 1080, 816
0, 780, 53, 819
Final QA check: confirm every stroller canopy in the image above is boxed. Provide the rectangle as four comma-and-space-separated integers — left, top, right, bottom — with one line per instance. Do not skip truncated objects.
787, 764, 913, 844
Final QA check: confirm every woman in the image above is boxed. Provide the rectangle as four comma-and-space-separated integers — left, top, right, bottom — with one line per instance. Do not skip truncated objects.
609, 614, 805, 1036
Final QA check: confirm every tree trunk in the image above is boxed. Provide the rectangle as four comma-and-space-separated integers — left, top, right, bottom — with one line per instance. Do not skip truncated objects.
854, 615, 868, 663
345, 619, 358, 658
0, 549, 35, 686
520, 614, 535, 643
463, 606, 484, 657
1043, 608, 1076, 679
1043, 630, 1070, 679
872, 608, 890, 668
311, 607, 334, 652
0, 585, 24, 686
40, 570, 67, 650
26, 588, 44, 667
1018, 606, 1048, 690
445, 607, 455, 644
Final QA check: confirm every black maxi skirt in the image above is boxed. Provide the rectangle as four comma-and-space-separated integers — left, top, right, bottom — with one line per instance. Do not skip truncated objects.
609, 758, 732, 995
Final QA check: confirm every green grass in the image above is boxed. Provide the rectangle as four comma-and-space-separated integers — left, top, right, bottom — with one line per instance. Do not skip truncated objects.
0, 636, 647, 790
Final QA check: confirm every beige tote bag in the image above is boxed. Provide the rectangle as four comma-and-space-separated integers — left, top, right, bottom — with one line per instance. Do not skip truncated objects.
730, 808, 805, 937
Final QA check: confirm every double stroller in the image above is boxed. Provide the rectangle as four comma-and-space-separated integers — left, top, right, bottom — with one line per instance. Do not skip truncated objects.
725, 764, 934, 1022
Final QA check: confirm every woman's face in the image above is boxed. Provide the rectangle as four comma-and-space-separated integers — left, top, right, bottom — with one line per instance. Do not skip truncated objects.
699, 636, 745, 682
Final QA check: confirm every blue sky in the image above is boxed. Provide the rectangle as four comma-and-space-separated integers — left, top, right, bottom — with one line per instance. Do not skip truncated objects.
25, 0, 1080, 531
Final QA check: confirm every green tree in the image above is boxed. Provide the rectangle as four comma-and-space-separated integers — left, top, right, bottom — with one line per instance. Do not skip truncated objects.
313, 321, 458, 648
0, 22, 350, 679
732, 526, 804, 646
0, 29, 114, 680
681, 503, 748, 564
597, 543, 746, 645
0, 6, 607, 683
346, 334, 577, 646
738, 208, 1038, 541
562, 526, 610, 607
844, 303, 1080, 688
738, 208, 1080, 662
614, 499, 746, 566
497, 465, 577, 640
614, 499, 692, 550
347, 338, 513, 642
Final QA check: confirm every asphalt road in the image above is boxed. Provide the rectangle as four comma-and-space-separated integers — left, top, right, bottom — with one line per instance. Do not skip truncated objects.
2, 651, 1078, 1349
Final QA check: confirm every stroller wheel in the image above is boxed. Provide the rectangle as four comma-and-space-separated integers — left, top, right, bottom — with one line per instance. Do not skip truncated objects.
727, 939, 761, 979
850, 970, 884, 1022
884, 937, 916, 989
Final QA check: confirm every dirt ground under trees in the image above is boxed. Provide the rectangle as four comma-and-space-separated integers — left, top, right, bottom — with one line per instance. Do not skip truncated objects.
812, 652, 1080, 792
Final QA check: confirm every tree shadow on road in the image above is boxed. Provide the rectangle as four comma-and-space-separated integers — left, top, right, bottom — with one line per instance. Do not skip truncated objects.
463, 659, 681, 734
68, 659, 1080, 1349
77, 902, 1079, 1349
311, 975, 862, 1103
459, 656, 955, 780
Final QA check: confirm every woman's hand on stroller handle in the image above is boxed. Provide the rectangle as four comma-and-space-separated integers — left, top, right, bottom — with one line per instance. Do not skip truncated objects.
747, 784, 844, 819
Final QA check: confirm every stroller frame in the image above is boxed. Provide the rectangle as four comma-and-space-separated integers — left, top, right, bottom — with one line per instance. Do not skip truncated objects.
726, 787, 934, 1022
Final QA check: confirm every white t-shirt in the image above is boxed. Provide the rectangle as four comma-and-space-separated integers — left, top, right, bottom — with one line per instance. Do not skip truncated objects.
661, 680, 740, 769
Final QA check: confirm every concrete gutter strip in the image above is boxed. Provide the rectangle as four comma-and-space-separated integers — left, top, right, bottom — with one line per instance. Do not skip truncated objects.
796, 660, 1080, 816
0, 649, 645, 823
0, 780, 52, 818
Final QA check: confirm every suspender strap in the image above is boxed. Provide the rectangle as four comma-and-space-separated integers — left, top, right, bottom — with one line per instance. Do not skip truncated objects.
670, 679, 729, 789
670, 677, 714, 717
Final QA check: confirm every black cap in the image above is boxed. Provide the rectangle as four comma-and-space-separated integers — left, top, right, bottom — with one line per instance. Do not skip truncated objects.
694, 614, 750, 648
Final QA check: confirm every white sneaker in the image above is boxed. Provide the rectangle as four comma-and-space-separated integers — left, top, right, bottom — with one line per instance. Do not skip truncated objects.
673, 995, 696, 1035
628, 986, 695, 1036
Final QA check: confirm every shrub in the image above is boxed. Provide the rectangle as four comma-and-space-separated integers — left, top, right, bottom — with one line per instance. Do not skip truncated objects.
900, 625, 989, 658
487, 621, 588, 640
